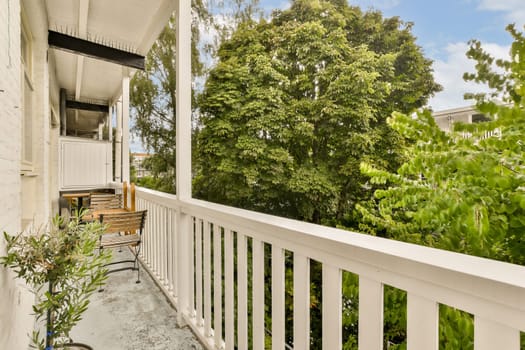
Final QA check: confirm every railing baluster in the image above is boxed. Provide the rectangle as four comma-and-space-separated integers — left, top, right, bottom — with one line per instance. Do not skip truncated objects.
322, 264, 341, 350
224, 228, 235, 350
407, 293, 438, 350
213, 224, 223, 349
204, 221, 212, 337
474, 317, 519, 350
358, 276, 383, 350
196, 219, 203, 325
161, 206, 167, 282
294, 253, 310, 350
252, 238, 265, 350
237, 233, 248, 349
171, 210, 180, 297
272, 245, 285, 350
187, 216, 194, 312
167, 208, 174, 292
154, 204, 159, 274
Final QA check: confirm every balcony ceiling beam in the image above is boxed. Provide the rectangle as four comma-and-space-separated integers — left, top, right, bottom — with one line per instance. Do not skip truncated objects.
66, 99, 109, 113
48, 30, 145, 70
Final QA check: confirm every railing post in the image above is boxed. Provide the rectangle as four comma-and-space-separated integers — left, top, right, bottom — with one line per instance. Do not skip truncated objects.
474, 317, 519, 350
407, 293, 438, 350
176, 209, 190, 327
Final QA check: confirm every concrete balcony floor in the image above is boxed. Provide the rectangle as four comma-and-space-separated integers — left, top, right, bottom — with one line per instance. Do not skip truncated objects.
71, 250, 203, 350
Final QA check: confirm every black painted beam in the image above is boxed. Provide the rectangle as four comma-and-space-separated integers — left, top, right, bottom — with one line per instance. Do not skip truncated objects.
48, 30, 145, 70
66, 99, 109, 113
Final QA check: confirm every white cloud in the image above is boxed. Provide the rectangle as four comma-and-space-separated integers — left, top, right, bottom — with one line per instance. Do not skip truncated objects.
477, 0, 525, 25
427, 41, 509, 111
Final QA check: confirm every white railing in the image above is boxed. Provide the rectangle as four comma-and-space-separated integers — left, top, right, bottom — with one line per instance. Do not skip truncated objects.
135, 186, 525, 350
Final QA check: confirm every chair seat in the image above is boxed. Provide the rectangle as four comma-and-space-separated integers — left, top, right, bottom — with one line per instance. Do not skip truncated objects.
100, 233, 140, 248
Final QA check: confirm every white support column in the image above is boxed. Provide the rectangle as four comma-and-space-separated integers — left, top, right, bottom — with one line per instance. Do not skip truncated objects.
115, 99, 122, 182
175, 0, 193, 333
176, 0, 192, 199
122, 74, 130, 183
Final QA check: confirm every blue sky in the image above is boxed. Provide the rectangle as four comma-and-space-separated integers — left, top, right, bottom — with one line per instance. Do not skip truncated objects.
262, 0, 525, 111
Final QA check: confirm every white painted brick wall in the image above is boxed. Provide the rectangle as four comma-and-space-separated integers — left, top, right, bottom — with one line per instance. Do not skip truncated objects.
0, 1, 35, 349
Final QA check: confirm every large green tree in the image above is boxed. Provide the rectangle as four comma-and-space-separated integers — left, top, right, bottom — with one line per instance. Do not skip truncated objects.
130, 1, 210, 193
195, 0, 441, 227
358, 24, 525, 348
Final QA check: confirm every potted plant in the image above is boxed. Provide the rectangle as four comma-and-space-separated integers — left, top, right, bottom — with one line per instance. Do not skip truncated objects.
1, 211, 112, 350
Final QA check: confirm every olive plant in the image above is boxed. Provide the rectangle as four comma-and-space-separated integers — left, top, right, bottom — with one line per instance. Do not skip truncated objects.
1, 211, 112, 350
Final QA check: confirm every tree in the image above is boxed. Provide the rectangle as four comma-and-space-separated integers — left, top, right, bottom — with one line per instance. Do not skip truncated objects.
195, 1, 440, 348
130, 2, 209, 193
195, 0, 440, 227
358, 24, 525, 348
131, 0, 262, 194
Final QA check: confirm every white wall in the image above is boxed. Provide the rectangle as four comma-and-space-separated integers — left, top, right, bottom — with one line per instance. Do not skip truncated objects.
0, 1, 34, 349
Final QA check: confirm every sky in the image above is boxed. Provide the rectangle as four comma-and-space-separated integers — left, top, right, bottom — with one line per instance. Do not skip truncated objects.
131, 0, 525, 152
261, 0, 525, 111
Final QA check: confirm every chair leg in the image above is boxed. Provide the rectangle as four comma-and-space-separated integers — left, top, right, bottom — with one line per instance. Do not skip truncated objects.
133, 246, 141, 284
98, 246, 105, 292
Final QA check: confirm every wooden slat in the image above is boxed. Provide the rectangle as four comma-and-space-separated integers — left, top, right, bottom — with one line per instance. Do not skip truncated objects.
224, 228, 234, 350
358, 277, 383, 350
474, 317, 519, 350
213, 224, 223, 348
204, 221, 212, 337
294, 253, 310, 350
237, 233, 248, 349
272, 245, 285, 350
252, 238, 265, 350
196, 219, 203, 325
322, 264, 341, 350
407, 293, 438, 350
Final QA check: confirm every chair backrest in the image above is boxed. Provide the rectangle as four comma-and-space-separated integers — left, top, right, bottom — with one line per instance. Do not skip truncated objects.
89, 193, 123, 210
99, 210, 147, 235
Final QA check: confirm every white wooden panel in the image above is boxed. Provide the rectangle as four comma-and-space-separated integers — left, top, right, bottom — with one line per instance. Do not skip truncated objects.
358, 277, 383, 350
196, 219, 203, 325
272, 245, 285, 350
407, 293, 438, 350
237, 233, 248, 350
213, 224, 223, 348
224, 229, 234, 350
294, 254, 310, 350
322, 264, 341, 350
188, 216, 195, 314
204, 221, 212, 337
474, 317, 519, 350
59, 137, 111, 190
252, 238, 265, 350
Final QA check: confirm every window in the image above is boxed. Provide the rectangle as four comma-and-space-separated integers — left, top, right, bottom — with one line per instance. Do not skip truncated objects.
472, 113, 491, 123
21, 12, 33, 171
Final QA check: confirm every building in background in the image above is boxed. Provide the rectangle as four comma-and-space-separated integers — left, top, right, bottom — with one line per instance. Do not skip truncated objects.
433, 105, 491, 132
132, 153, 152, 178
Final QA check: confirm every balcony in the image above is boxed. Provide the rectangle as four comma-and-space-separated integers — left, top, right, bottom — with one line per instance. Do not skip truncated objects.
72, 185, 525, 350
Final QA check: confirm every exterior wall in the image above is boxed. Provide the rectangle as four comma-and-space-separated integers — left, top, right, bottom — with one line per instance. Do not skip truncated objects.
21, 0, 51, 225
433, 106, 476, 132
0, 1, 34, 349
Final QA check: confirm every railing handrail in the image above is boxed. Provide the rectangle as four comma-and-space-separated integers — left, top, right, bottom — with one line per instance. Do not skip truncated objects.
134, 185, 525, 331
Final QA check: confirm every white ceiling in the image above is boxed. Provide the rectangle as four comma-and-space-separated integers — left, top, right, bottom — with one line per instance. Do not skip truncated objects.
43, 0, 176, 134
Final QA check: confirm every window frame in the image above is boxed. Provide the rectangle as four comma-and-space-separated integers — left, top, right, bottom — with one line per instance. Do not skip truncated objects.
20, 10, 34, 172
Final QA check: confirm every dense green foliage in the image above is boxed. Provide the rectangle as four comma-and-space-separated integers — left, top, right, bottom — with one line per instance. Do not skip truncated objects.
1, 213, 111, 350
195, 0, 440, 227
358, 24, 525, 348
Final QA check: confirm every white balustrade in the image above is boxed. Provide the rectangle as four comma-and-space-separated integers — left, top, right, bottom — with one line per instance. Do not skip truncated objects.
134, 186, 525, 350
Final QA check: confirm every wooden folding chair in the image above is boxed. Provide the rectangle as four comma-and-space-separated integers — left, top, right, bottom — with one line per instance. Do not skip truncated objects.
89, 193, 123, 210
98, 210, 147, 285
